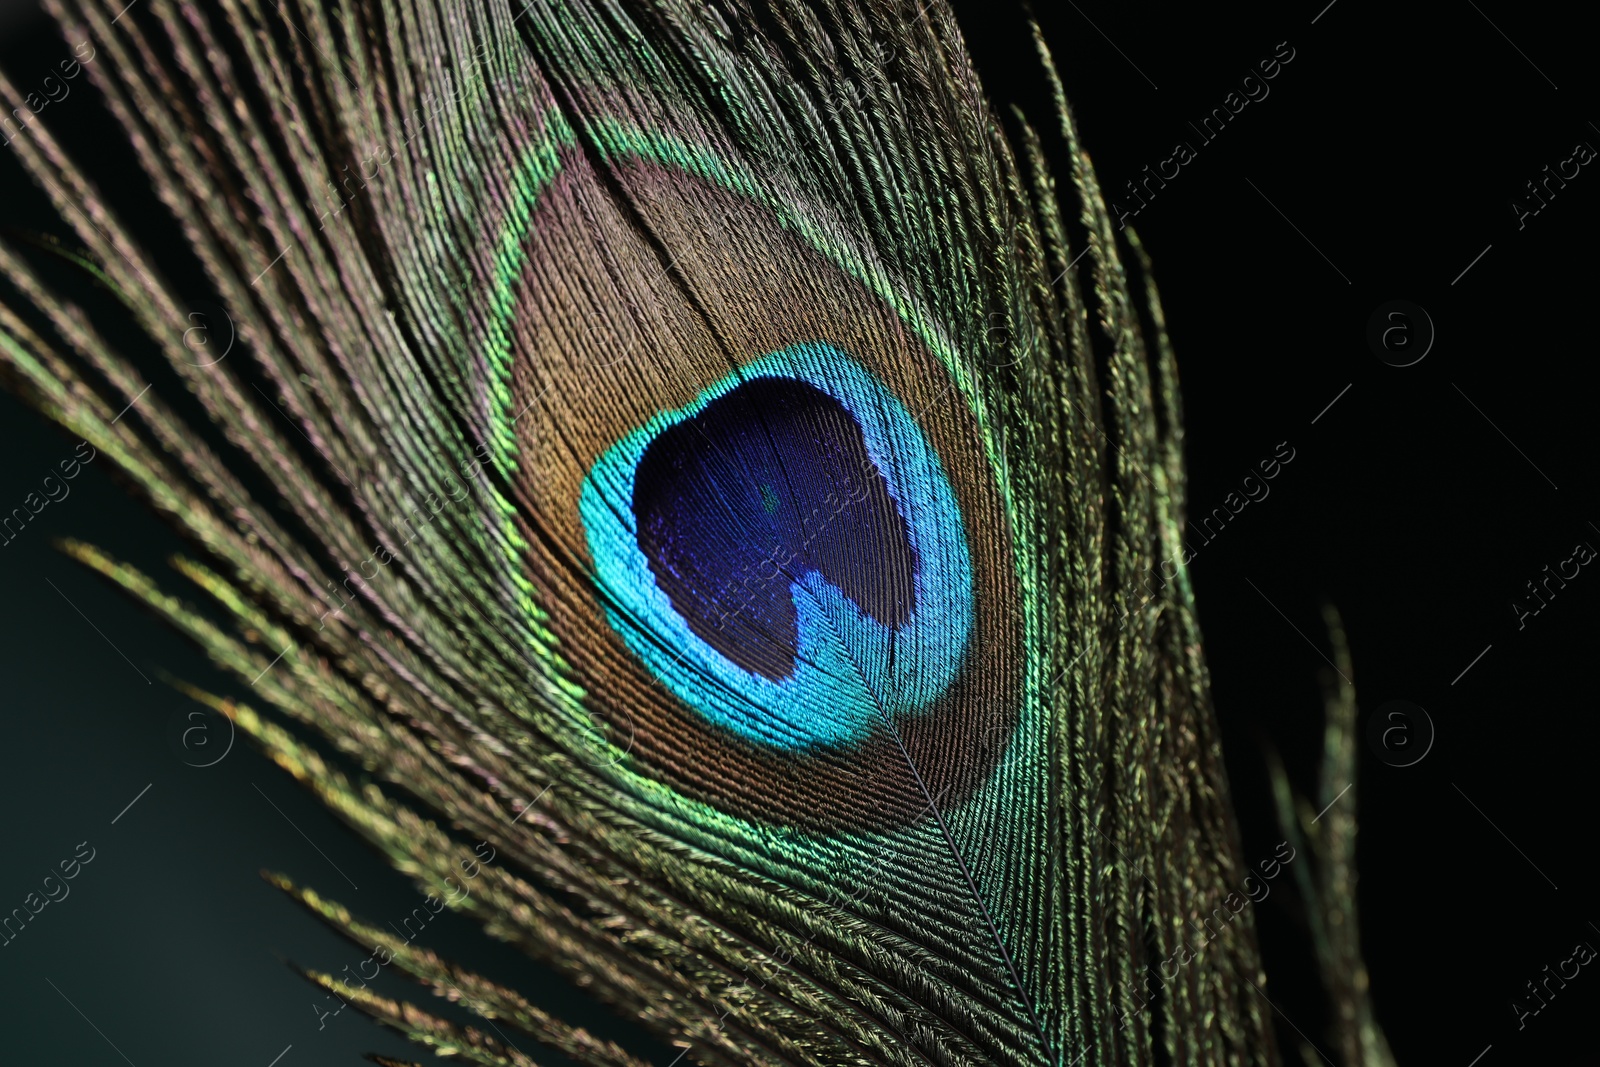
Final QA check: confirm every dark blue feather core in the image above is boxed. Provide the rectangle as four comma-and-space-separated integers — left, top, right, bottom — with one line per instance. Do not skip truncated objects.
633, 377, 917, 681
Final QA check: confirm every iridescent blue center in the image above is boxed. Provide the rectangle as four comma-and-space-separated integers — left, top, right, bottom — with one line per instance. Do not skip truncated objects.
633, 376, 917, 680
580, 344, 973, 751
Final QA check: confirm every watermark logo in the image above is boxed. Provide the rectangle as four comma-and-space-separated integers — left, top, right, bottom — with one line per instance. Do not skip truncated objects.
165, 706, 235, 768
1366, 300, 1434, 367
571, 708, 636, 770
180, 302, 235, 367
1366, 699, 1434, 768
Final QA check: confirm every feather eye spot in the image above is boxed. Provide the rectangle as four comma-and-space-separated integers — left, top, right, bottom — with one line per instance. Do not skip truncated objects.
580, 344, 974, 752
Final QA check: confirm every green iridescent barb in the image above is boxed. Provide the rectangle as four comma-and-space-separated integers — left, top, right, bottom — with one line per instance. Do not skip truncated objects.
0, 0, 1390, 1064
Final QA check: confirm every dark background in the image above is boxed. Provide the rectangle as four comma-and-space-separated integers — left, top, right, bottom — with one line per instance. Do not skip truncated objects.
2, 0, 1595, 1063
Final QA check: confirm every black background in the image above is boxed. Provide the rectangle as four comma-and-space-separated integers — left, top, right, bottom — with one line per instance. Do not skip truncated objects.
2, 0, 1596, 1063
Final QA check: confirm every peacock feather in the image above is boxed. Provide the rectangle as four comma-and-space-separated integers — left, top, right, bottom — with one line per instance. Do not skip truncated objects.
0, 0, 1360, 1063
